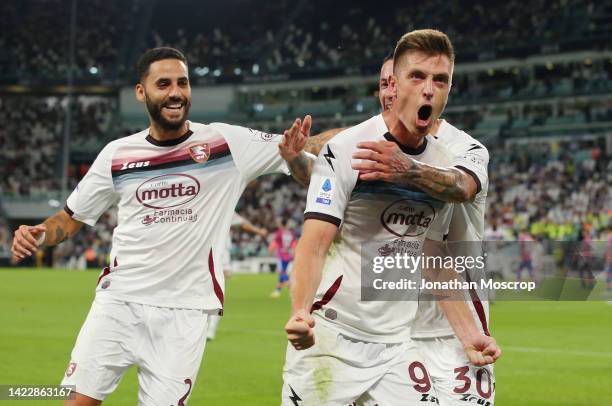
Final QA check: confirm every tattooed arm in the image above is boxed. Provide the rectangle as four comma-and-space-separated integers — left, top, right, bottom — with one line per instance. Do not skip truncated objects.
42, 210, 83, 245
352, 141, 478, 203
303, 127, 346, 156
286, 152, 316, 187
400, 160, 477, 203
11, 210, 83, 261
280, 116, 346, 187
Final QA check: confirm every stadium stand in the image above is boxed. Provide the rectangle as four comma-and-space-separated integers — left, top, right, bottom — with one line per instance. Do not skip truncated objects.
1, 0, 609, 83
0, 0, 146, 84
1, 1, 610, 267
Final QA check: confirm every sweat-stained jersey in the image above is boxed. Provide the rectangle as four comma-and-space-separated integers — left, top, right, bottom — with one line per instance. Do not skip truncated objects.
65, 121, 288, 312
304, 114, 454, 343
412, 119, 491, 338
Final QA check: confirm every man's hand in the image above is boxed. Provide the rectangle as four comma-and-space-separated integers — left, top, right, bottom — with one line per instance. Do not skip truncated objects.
285, 309, 315, 350
463, 334, 502, 366
12, 224, 46, 261
352, 139, 478, 202
279, 115, 312, 162
352, 140, 417, 184
256, 227, 268, 238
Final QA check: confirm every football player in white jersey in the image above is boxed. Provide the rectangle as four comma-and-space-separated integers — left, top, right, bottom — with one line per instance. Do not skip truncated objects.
281, 30, 500, 405
282, 53, 496, 406
11, 47, 315, 406
284, 52, 496, 406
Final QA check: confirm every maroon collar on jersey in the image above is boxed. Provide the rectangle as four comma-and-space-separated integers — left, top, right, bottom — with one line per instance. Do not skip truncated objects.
146, 130, 194, 147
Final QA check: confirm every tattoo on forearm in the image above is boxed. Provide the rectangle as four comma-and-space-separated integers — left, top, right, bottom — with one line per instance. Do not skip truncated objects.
55, 226, 66, 243
42, 212, 79, 246
304, 128, 345, 155
405, 164, 468, 203
288, 153, 314, 187
304, 137, 327, 156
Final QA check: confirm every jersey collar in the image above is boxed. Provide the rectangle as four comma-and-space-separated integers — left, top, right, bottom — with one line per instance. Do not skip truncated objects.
146, 127, 194, 147
383, 132, 428, 155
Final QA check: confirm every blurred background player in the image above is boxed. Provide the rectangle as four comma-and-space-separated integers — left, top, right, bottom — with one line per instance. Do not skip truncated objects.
485, 222, 507, 281
577, 228, 595, 289
268, 218, 297, 298
207, 212, 268, 341
517, 229, 535, 283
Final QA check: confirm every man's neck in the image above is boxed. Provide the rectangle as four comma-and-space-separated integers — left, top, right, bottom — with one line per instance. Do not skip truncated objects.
382, 109, 423, 149
148, 120, 190, 142
429, 118, 444, 136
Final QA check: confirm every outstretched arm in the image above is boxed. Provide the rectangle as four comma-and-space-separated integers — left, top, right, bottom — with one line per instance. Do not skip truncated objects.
303, 127, 346, 156
239, 219, 268, 238
279, 115, 346, 186
279, 116, 315, 186
12, 210, 83, 261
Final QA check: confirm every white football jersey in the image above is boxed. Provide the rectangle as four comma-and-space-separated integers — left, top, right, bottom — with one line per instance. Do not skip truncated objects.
412, 120, 491, 338
65, 121, 288, 312
304, 114, 454, 343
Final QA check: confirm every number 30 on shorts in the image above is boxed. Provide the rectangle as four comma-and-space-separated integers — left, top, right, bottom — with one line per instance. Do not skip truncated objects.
453, 366, 493, 399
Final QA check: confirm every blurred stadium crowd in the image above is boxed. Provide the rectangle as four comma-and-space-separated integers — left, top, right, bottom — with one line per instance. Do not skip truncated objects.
0, 0, 610, 267
1, 0, 608, 81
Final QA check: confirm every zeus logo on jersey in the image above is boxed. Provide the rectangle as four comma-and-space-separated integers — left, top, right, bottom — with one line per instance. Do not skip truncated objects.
136, 174, 201, 209
316, 178, 333, 205
419, 393, 439, 403
459, 394, 491, 405
120, 160, 150, 170
381, 199, 435, 237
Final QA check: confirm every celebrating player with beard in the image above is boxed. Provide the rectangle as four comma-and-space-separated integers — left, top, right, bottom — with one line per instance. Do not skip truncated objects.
11, 47, 315, 406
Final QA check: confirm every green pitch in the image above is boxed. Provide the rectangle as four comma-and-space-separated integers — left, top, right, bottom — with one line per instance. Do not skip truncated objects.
0, 269, 611, 405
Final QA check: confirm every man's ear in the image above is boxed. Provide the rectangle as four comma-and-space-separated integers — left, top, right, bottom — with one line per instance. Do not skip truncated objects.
389, 74, 397, 94
135, 83, 145, 103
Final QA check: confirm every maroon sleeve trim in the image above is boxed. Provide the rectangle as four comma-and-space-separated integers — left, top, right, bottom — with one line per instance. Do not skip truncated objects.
455, 165, 482, 194
64, 205, 75, 217
304, 212, 341, 228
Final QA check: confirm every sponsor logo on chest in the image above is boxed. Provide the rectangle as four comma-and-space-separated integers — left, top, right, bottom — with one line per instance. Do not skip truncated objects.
380, 199, 436, 237
136, 174, 200, 209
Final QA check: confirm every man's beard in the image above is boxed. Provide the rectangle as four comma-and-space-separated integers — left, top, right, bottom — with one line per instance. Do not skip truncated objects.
145, 95, 191, 131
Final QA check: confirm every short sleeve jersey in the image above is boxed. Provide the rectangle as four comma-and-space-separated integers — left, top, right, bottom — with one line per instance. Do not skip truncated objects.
304, 114, 454, 343
65, 121, 288, 311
